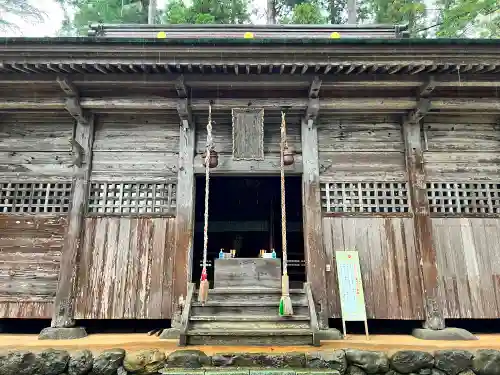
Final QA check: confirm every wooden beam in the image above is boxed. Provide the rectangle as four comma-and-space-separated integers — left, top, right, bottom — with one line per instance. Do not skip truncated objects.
403, 119, 444, 331
56, 76, 79, 96
309, 76, 322, 99
301, 117, 328, 329
51, 115, 94, 328
175, 76, 188, 98
173, 119, 196, 317
57, 77, 89, 124
418, 76, 436, 98
176, 99, 193, 129
3, 73, 500, 88
0, 97, 499, 112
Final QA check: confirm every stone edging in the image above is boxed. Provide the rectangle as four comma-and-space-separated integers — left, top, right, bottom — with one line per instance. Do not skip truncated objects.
0, 348, 499, 375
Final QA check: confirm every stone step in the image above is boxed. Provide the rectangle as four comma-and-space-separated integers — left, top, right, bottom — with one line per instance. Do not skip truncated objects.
190, 304, 310, 317
192, 292, 308, 304
185, 329, 314, 346
189, 314, 310, 321
189, 320, 311, 330
191, 299, 308, 307
204, 287, 305, 294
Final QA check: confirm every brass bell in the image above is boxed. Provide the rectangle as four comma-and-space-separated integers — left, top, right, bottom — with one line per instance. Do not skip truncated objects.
203, 149, 219, 168
283, 145, 295, 166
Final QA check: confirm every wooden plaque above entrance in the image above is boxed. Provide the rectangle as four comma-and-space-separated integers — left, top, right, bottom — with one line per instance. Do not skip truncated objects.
232, 108, 265, 161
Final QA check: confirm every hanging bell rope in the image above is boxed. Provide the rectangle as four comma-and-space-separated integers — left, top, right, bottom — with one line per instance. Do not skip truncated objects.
279, 110, 293, 317
198, 102, 213, 305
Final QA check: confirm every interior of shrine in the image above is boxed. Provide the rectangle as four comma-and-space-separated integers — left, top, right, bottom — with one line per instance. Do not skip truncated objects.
191, 175, 306, 287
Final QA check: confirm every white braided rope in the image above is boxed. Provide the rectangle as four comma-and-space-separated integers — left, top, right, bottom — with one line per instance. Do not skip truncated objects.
202, 103, 213, 272
280, 111, 288, 276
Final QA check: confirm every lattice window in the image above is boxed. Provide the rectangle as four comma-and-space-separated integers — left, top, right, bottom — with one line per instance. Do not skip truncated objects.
321, 182, 410, 213
88, 182, 177, 215
0, 182, 72, 214
427, 182, 500, 214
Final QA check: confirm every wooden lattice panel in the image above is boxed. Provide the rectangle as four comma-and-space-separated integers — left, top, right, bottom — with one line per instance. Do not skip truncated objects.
88, 182, 177, 215
0, 182, 72, 214
321, 182, 410, 213
427, 182, 500, 215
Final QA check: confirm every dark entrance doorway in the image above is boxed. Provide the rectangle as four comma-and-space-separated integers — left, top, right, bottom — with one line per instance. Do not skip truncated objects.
192, 175, 305, 288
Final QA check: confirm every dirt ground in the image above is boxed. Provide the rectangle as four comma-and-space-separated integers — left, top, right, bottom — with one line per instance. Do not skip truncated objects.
1, 334, 500, 354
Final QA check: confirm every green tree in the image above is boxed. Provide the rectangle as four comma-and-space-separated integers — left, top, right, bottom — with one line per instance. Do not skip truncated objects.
57, 0, 154, 35
359, 0, 427, 36
0, 0, 44, 31
164, 0, 250, 24
435, 0, 499, 37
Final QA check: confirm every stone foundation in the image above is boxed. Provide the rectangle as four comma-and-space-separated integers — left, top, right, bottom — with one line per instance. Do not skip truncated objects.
1, 348, 499, 375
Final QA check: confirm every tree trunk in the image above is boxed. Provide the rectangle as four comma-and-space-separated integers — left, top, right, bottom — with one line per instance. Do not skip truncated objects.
267, 0, 276, 24
347, 0, 356, 24
148, 0, 157, 24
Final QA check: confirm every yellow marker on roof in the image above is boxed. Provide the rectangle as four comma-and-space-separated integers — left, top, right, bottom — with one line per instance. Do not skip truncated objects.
330, 32, 341, 39
244, 32, 254, 39
157, 31, 167, 39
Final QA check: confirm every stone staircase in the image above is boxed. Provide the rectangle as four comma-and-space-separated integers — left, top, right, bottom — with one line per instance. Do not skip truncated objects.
179, 283, 319, 346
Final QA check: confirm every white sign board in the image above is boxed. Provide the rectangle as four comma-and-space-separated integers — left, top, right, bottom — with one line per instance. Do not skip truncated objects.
335, 250, 369, 338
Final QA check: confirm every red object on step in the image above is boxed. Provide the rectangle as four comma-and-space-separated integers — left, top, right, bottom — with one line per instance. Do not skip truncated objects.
201, 268, 207, 281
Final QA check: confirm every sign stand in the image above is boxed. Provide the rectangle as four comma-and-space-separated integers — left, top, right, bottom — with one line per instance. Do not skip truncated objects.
335, 250, 369, 340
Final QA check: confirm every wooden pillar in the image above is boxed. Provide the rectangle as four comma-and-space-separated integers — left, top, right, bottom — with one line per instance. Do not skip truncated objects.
51, 115, 94, 328
172, 121, 196, 313
403, 120, 445, 330
301, 118, 328, 329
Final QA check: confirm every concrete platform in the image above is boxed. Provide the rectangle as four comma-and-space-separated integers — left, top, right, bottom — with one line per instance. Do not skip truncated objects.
1, 333, 500, 353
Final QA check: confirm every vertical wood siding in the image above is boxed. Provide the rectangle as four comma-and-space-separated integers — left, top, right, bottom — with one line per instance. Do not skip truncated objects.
75, 217, 176, 319
322, 217, 424, 319
0, 215, 67, 318
432, 218, 500, 319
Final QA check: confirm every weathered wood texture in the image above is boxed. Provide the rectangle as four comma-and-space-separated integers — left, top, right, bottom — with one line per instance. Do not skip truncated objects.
91, 113, 179, 180
0, 113, 74, 178
433, 218, 500, 319
317, 118, 405, 181
195, 109, 301, 174
0, 215, 67, 318
52, 116, 94, 327
231, 108, 265, 160
75, 217, 176, 319
214, 258, 282, 289
302, 119, 327, 328
172, 122, 195, 315
404, 120, 443, 329
322, 217, 425, 319
424, 117, 500, 181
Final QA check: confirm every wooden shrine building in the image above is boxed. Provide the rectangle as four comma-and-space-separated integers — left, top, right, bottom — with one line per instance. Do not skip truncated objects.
0, 26, 500, 344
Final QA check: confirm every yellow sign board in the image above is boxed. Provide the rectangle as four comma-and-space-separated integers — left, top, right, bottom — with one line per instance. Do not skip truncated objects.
335, 250, 368, 338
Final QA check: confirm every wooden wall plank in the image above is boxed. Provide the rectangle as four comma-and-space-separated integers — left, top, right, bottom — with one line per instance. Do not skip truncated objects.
0, 113, 73, 152
195, 111, 302, 154
317, 119, 404, 152
93, 113, 179, 152
322, 217, 425, 319
75, 217, 176, 319
0, 215, 67, 318
432, 218, 500, 319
